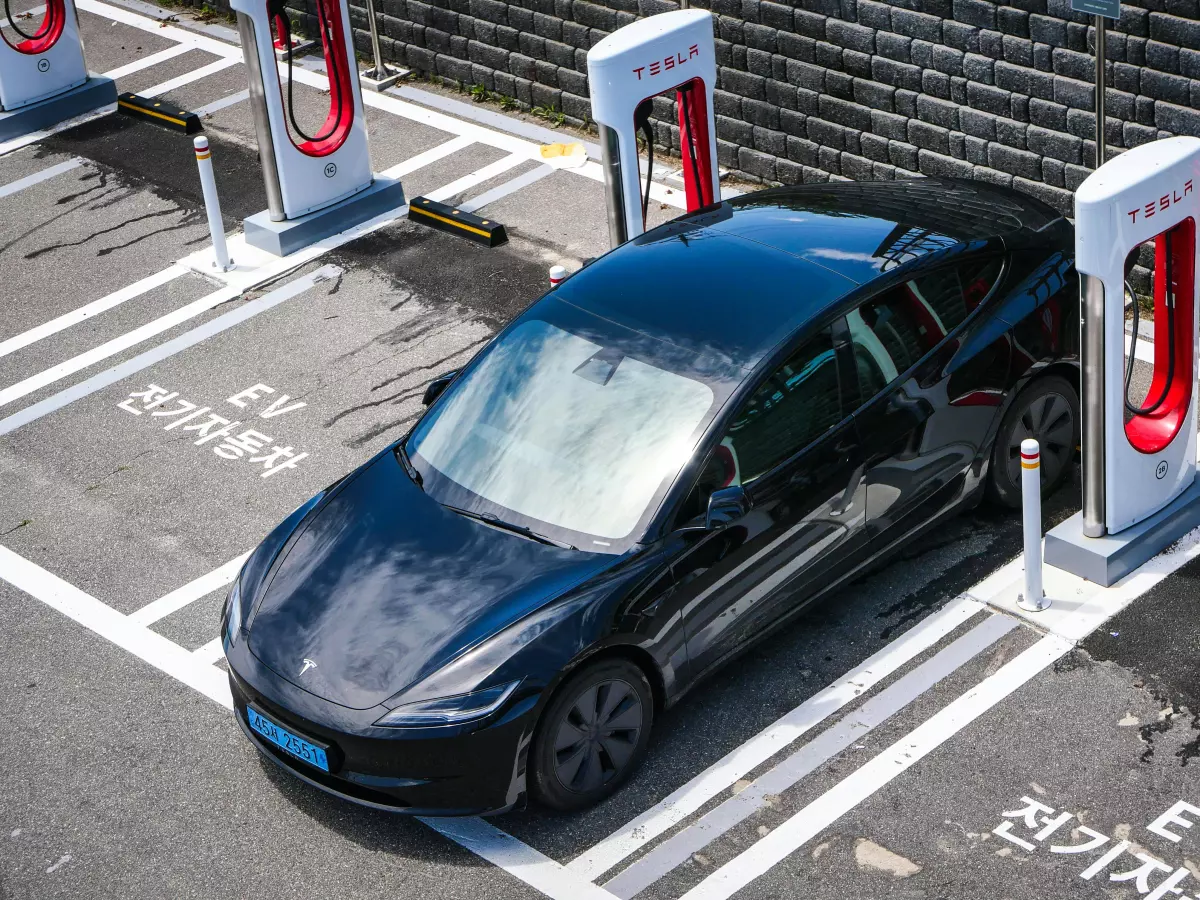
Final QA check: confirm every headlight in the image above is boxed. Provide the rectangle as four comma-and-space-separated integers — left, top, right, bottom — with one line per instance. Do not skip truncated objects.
374, 681, 519, 728
222, 578, 244, 644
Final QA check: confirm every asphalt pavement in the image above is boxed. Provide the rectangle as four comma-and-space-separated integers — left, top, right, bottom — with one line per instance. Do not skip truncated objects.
2, 4, 1199, 899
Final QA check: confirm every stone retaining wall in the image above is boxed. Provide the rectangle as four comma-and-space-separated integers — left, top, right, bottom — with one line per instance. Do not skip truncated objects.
277, 0, 1200, 215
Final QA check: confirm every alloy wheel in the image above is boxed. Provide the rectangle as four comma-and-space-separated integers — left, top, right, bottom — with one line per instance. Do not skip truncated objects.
1006, 390, 1075, 489
552, 678, 644, 793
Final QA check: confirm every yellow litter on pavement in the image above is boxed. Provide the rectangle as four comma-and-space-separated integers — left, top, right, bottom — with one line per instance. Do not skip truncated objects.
539, 142, 588, 169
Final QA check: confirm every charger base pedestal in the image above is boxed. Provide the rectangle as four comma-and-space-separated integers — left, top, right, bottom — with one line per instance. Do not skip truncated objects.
0, 75, 116, 142
359, 65, 407, 91
243, 176, 405, 257
1044, 474, 1200, 586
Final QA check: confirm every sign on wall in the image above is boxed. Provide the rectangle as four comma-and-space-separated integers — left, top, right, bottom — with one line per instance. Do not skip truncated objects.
1070, 0, 1120, 19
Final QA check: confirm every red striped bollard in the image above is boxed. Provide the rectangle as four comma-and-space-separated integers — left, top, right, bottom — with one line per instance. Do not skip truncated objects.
1017, 438, 1049, 612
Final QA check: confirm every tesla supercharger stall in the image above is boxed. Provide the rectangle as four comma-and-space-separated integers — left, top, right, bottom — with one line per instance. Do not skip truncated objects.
1045, 136, 1200, 586
586, 10, 720, 248
230, 0, 404, 256
0, 0, 116, 142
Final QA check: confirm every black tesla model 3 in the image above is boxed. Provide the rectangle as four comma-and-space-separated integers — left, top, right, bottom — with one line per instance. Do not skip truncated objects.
224, 177, 1080, 815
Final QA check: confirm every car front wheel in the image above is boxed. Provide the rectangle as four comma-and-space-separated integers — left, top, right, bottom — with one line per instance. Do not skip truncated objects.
529, 658, 654, 812
987, 374, 1080, 508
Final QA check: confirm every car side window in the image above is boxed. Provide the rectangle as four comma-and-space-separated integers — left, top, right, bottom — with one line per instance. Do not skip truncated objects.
960, 256, 1004, 310
725, 330, 843, 485
845, 256, 1004, 406
678, 329, 842, 526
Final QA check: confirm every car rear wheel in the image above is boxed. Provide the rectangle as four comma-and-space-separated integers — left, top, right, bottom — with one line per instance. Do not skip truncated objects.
987, 374, 1080, 508
529, 658, 653, 812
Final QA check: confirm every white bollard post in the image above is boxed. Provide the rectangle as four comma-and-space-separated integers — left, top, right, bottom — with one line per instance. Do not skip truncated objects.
549, 265, 568, 288
1017, 438, 1050, 612
193, 136, 233, 272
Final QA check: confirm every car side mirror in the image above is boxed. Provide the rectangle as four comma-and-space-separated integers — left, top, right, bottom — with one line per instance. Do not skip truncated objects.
705, 485, 749, 530
422, 371, 458, 407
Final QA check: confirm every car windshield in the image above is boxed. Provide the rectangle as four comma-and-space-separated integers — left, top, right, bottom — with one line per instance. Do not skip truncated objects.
406, 318, 716, 548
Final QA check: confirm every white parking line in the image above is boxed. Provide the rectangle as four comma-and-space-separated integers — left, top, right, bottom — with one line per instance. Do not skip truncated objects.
604, 613, 1018, 899
179, 137, 486, 290
379, 134, 474, 179
0, 157, 83, 200
0, 544, 233, 707
92, 0, 672, 225
193, 88, 250, 118
459, 164, 556, 214
192, 636, 225, 665
140, 56, 240, 98
5, 135, 458, 400
102, 42, 193, 80
0, 266, 339, 436
416, 817, 620, 900
577, 530, 1200, 890
174, 138, 470, 289
74, 0, 690, 212
1125, 330, 1154, 365
983, 514, 1200, 641
568, 595, 983, 881
128, 551, 250, 626
1, 524, 613, 900
286, 65, 539, 160
78, 0, 240, 58
0, 276, 243, 410
0, 4, 45, 31
0, 264, 187, 360
93, 0, 240, 43
424, 153, 530, 203
390, 84, 603, 160
278, 55, 689, 210
7, 5, 1115, 898
678, 633, 1073, 900
0, 105, 115, 158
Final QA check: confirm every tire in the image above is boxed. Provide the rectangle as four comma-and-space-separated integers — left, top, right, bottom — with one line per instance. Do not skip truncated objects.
529, 658, 654, 812
987, 374, 1080, 508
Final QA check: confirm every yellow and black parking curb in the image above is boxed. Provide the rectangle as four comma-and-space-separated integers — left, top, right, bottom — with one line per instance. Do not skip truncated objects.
408, 197, 508, 247
116, 92, 202, 134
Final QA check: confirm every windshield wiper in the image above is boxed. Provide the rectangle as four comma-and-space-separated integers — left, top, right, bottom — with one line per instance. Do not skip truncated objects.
395, 443, 423, 490
445, 506, 576, 550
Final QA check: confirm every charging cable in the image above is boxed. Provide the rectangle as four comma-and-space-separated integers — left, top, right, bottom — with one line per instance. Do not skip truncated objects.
1125, 235, 1176, 417
4, 0, 57, 42
269, 0, 346, 145
678, 85, 704, 206
633, 99, 654, 227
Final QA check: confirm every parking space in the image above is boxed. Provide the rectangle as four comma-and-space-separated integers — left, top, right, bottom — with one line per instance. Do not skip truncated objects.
707, 635, 1200, 900
2, 2, 1199, 899
0, 153, 209, 334
74, 7, 180, 73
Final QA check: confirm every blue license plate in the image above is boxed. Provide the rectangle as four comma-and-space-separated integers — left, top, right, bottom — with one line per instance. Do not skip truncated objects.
247, 706, 330, 772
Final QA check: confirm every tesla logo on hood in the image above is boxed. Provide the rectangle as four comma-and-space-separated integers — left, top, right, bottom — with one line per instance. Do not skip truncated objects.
299, 658, 318, 676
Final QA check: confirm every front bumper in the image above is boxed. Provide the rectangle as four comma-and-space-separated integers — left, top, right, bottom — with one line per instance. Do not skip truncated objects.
228, 666, 536, 816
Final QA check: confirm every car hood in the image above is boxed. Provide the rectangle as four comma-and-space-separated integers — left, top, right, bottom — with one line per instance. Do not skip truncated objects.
246, 451, 612, 710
